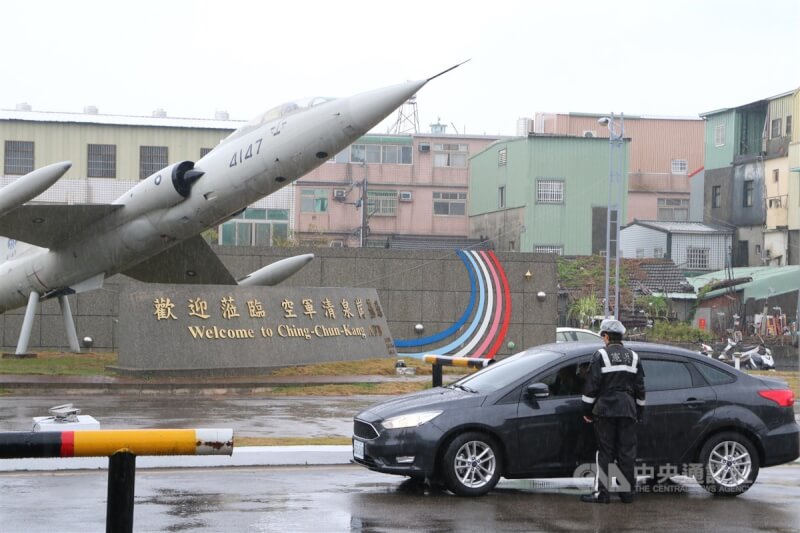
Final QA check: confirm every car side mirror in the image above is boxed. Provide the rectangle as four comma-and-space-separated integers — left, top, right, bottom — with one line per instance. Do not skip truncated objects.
526, 382, 550, 399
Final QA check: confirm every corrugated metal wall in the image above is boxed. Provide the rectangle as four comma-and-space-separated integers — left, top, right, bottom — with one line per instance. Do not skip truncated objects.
620, 225, 667, 258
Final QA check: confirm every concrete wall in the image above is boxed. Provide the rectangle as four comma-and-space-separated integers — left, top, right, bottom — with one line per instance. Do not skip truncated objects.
0, 246, 558, 357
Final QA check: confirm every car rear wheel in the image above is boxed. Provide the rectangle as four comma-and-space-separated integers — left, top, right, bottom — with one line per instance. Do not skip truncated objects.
442, 432, 502, 497
697, 432, 759, 496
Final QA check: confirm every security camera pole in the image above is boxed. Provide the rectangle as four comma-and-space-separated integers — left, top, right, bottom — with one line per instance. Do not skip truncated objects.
599, 113, 625, 319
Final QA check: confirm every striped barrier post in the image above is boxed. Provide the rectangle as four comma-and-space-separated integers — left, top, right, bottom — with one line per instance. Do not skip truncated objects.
422, 355, 493, 387
0, 429, 233, 533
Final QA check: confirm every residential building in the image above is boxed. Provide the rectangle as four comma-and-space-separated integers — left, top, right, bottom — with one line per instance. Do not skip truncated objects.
532, 113, 704, 223
700, 89, 796, 266
619, 220, 734, 272
788, 89, 800, 264
469, 135, 628, 255
292, 132, 498, 247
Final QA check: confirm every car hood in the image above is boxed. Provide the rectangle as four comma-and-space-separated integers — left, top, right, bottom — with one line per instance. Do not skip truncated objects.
356, 386, 485, 423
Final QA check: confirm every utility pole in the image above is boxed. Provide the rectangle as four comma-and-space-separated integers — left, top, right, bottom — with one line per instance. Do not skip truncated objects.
600, 113, 625, 319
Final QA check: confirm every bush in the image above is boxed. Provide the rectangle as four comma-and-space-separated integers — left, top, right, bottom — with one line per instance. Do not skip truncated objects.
647, 321, 713, 343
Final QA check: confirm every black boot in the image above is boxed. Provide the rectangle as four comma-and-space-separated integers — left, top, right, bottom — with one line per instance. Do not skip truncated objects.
580, 492, 610, 504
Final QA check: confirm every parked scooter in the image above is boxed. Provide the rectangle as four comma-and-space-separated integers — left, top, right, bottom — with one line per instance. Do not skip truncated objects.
716, 337, 775, 371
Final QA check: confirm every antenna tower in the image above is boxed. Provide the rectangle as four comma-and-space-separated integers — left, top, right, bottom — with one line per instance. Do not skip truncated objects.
387, 95, 419, 134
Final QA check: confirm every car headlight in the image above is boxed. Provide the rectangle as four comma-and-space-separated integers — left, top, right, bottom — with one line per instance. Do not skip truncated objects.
382, 410, 442, 430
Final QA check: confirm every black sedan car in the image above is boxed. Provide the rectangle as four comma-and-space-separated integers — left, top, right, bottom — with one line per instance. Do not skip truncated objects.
352, 342, 798, 497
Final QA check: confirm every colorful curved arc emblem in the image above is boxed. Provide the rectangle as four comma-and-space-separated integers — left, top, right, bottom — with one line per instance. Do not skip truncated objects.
394, 249, 511, 359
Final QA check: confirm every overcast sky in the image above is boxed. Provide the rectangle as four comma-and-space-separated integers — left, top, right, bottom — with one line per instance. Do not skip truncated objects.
3, 0, 798, 136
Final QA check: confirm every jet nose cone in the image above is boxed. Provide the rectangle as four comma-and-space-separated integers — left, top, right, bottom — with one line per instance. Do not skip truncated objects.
346, 79, 427, 132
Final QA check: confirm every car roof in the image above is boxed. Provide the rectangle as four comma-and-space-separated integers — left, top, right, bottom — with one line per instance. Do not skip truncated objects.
522, 340, 716, 362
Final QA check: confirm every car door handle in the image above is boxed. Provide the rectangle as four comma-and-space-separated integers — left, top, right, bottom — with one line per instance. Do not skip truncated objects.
685, 398, 705, 407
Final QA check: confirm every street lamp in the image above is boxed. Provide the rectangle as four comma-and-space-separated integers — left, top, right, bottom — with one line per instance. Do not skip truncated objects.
599, 113, 625, 319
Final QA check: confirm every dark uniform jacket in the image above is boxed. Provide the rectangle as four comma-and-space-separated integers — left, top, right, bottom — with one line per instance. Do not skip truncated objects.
581, 343, 646, 419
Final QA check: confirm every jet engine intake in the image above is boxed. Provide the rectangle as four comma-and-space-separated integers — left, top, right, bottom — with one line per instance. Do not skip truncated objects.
112, 160, 204, 218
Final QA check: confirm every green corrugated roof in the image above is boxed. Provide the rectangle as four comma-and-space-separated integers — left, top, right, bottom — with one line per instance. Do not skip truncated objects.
690, 266, 800, 301
357, 135, 412, 145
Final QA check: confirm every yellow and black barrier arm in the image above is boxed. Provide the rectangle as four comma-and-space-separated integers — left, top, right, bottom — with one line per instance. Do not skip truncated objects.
422, 354, 494, 387
0, 429, 233, 533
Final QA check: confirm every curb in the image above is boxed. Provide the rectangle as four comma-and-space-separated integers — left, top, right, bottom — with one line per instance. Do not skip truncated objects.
0, 445, 353, 472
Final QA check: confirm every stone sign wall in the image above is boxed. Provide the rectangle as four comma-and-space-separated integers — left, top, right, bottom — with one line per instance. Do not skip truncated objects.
115, 284, 394, 373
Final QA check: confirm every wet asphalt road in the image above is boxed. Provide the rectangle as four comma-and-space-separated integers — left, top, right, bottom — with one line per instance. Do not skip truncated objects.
0, 394, 379, 437
1, 464, 798, 532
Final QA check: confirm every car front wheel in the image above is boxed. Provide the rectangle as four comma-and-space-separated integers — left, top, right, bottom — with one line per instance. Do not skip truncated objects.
697, 431, 760, 496
442, 432, 502, 497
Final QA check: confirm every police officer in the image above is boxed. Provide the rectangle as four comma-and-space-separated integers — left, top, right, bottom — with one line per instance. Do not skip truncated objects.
580, 319, 645, 504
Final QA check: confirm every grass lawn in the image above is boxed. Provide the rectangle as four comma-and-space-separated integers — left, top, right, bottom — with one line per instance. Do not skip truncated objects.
0, 352, 117, 376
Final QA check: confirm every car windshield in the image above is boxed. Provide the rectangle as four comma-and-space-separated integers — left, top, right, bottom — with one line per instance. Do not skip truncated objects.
452, 349, 563, 394
222, 96, 336, 144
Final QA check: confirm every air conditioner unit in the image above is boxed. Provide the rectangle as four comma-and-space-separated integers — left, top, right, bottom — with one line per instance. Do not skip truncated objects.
399, 191, 413, 202
333, 189, 346, 200
329, 240, 344, 248
583, 130, 596, 138
418, 143, 430, 152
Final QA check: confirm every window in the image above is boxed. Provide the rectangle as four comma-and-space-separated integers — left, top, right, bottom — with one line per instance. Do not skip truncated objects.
636, 248, 645, 258
541, 363, 588, 397
300, 189, 328, 212
139, 146, 168, 179
657, 198, 689, 221
4, 140, 34, 175
641, 360, 693, 391
87, 144, 116, 178
711, 186, 721, 208
714, 124, 725, 147
498, 148, 507, 166
743, 180, 753, 208
433, 191, 467, 215
350, 144, 411, 164
671, 159, 688, 174
381, 145, 412, 164
686, 246, 710, 269
693, 362, 735, 385
535, 245, 563, 255
200, 148, 213, 158
433, 143, 468, 168
366, 190, 397, 216
773, 169, 779, 182
536, 179, 564, 203
786, 115, 792, 136
653, 247, 664, 258
771, 118, 782, 139
498, 186, 506, 208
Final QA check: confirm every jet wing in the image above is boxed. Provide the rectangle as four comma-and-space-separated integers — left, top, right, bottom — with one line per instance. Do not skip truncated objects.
121, 235, 237, 285
0, 204, 121, 248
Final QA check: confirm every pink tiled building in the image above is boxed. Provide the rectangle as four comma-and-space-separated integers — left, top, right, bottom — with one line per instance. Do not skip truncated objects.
293, 133, 499, 247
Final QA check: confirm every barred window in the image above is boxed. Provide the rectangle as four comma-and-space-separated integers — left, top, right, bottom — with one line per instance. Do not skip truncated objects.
535, 245, 563, 255
200, 147, 213, 158
433, 191, 467, 215
4, 140, 34, 175
743, 180, 753, 208
654, 247, 664, 258
139, 146, 168, 179
536, 179, 564, 203
686, 247, 709, 269
671, 159, 688, 174
87, 144, 116, 178
498, 186, 506, 208
367, 190, 398, 216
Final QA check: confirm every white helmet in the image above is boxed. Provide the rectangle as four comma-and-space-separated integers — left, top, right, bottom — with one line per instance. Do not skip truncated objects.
600, 319, 626, 335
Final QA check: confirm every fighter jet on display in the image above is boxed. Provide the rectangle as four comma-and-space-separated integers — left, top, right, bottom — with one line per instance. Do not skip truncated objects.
0, 62, 466, 353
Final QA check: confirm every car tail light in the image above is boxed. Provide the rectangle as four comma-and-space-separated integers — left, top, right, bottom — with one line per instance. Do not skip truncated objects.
758, 389, 795, 407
